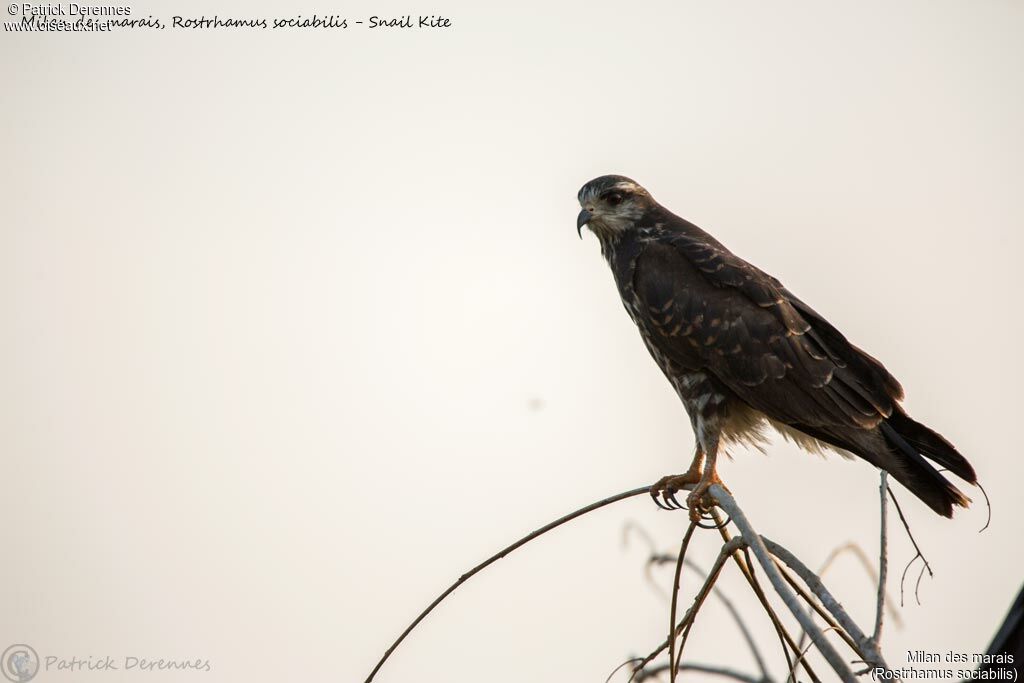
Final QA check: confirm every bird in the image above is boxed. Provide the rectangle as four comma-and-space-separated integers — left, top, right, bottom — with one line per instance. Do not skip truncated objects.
576, 175, 977, 521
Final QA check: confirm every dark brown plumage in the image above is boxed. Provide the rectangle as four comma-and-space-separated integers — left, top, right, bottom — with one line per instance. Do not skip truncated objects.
577, 175, 977, 518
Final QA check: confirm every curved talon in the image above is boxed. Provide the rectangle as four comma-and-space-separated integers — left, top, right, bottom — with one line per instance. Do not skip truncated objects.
649, 471, 704, 512
685, 492, 702, 522
666, 490, 687, 510
686, 485, 715, 522
650, 491, 672, 511
696, 512, 731, 530
684, 479, 730, 522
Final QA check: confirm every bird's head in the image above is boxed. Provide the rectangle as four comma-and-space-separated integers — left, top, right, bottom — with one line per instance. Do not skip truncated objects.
576, 175, 653, 239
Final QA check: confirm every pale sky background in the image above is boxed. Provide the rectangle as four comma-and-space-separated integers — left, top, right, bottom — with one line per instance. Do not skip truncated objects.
2, 1, 1022, 681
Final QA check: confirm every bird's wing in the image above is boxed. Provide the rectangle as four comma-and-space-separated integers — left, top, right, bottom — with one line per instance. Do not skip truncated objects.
632, 238, 902, 429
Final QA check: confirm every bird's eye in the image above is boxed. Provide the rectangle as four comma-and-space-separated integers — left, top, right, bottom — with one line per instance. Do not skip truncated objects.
603, 192, 625, 206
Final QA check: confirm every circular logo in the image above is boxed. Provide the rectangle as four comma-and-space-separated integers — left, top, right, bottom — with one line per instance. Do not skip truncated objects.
1, 645, 38, 683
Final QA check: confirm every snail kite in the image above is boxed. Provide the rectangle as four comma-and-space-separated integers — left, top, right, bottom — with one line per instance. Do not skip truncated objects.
576, 175, 977, 520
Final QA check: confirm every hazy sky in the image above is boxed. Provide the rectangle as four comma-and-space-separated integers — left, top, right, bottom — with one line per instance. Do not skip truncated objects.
2, 1, 1022, 681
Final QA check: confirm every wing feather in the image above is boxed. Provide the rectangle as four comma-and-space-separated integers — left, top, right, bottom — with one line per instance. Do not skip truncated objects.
632, 239, 901, 431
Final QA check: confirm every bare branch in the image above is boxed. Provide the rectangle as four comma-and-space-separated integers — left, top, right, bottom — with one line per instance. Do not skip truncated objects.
631, 494, 819, 683
673, 537, 746, 675
634, 536, 771, 680
668, 522, 698, 683
635, 661, 768, 683
761, 536, 890, 672
814, 543, 903, 629
629, 537, 745, 681
709, 509, 816, 683
975, 479, 992, 533
370, 480, 896, 683
607, 658, 645, 683
364, 485, 651, 682
773, 558, 861, 656
709, 484, 858, 683
788, 627, 842, 683
684, 558, 772, 680
644, 543, 773, 680
888, 486, 934, 607
873, 471, 889, 648
746, 547, 823, 683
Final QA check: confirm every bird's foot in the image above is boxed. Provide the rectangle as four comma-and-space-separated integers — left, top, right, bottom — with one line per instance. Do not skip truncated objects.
685, 475, 729, 523
649, 470, 703, 511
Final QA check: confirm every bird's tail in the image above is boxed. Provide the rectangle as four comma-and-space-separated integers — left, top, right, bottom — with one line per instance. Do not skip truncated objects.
878, 409, 976, 518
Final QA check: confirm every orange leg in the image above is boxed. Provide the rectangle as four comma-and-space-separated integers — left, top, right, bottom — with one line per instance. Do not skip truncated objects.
685, 445, 729, 522
650, 444, 730, 521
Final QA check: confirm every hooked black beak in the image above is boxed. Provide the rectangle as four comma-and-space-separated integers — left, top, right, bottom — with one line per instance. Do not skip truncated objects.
576, 209, 592, 239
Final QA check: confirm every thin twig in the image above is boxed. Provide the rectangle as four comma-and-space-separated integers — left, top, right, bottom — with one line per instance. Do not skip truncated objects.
684, 559, 772, 681
363, 485, 651, 682
887, 486, 933, 607
709, 509, 816, 683
773, 558, 861, 656
874, 471, 889, 648
788, 627, 842, 683
607, 658, 645, 683
638, 552, 770, 679
635, 661, 766, 683
629, 639, 670, 677
673, 538, 745, 675
762, 536, 889, 672
635, 537, 771, 680
798, 540, 905, 654
629, 538, 746, 681
814, 543, 903, 629
668, 522, 698, 683
914, 562, 929, 605
976, 479, 992, 533
710, 484, 857, 683
746, 548, 800, 683
631, 488, 808, 682
643, 547, 773, 680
